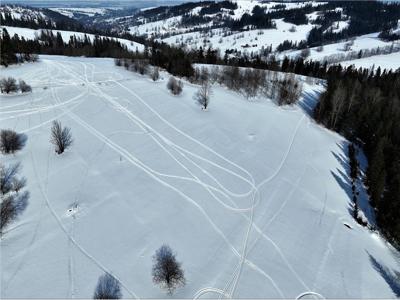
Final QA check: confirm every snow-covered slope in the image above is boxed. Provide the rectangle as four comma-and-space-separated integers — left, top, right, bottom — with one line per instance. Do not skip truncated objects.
278, 32, 400, 66
1, 56, 399, 298
161, 19, 314, 54
1, 26, 144, 52
49, 7, 112, 18
340, 51, 400, 71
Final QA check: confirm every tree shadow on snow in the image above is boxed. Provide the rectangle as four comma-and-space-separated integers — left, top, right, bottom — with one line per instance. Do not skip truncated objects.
298, 90, 320, 116
367, 251, 400, 297
329, 141, 378, 225
331, 142, 376, 225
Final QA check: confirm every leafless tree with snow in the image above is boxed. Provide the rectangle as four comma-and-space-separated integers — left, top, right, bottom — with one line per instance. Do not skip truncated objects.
152, 244, 185, 294
50, 120, 73, 154
93, 273, 122, 299
194, 81, 212, 110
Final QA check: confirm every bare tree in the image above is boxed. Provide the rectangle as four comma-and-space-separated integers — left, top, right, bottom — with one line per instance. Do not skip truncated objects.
19, 80, 32, 93
0, 129, 27, 154
50, 120, 73, 154
0, 77, 18, 94
0, 162, 29, 236
194, 81, 212, 110
0, 162, 21, 195
167, 77, 183, 95
152, 244, 185, 294
93, 273, 122, 299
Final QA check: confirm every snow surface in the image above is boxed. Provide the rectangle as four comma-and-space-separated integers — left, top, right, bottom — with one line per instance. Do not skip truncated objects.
162, 19, 314, 54
1, 26, 144, 53
278, 33, 400, 66
1, 56, 400, 298
340, 51, 400, 71
49, 8, 110, 18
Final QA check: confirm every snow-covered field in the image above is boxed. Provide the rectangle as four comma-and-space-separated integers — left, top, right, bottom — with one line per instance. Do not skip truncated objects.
1, 26, 144, 53
1, 56, 400, 298
49, 7, 112, 18
162, 19, 314, 54
278, 32, 400, 64
340, 51, 400, 71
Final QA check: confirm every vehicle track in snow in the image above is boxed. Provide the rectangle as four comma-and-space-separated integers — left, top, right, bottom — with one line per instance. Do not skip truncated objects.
51, 60, 288, 296
11, 58, 325, 298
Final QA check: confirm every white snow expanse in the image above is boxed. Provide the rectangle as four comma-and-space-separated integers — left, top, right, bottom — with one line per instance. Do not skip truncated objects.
1, 56, 400, 298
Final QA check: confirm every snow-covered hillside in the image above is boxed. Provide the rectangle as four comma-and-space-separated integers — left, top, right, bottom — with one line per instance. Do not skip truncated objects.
1, 26, 144, 52
340, 51, 400, 71
161, 19, 314, 54
1, 56, 399, 298
49, 7, 113, 18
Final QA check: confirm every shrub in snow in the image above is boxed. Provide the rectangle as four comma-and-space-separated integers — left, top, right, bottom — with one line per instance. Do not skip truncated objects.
194, 81, 212, 110
167, 77, 183, 95
0, 162, 29, 236
0, 129, 27, 154
93, 273, 122, 299
277, 74, 302, 106
114, 58, 122, 67
0, 77, 18, 94
19, 80, 32, 93
50, 120, 73, 154
152, 244, 185, 294
151, 67, 160, 81
300, 48, 311, 59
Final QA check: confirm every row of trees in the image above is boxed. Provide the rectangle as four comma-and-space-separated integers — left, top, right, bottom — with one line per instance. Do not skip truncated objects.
314, 66, 400, 246
93, 245, 185, 298
191, 65, 303, 105
0, 28, 136, 67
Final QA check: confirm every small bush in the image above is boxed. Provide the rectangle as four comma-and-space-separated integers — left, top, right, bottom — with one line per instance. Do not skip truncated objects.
114, 58, 122, 66
0, 77, 18, 94
50, 120, 73, 154
151, 67, 160, 81
152, 244, 185, 294
93, 273, 122, 299
19, 80, 32, 93
167, 77, 183, 95
0, 129, 27, 154
300, 48, 311, 59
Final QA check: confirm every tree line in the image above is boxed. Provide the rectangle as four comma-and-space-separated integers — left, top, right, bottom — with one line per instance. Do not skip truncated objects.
0, 28, 137, 66
315, 65, 400, 246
